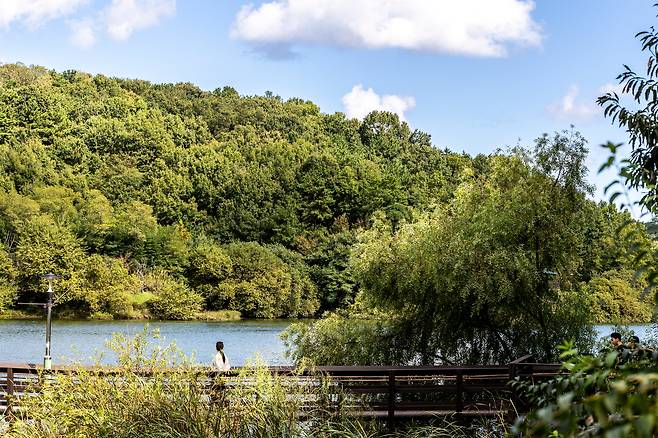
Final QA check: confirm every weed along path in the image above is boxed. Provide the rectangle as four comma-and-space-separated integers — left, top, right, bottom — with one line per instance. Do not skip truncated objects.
0, 319, 296, 366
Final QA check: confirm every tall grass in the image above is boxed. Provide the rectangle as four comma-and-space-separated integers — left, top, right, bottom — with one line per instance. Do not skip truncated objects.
5, 328, 509, 437
6, 328, 350, 437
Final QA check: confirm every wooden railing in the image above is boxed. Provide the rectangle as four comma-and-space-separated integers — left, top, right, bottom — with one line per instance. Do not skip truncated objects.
0, 357, 561, 428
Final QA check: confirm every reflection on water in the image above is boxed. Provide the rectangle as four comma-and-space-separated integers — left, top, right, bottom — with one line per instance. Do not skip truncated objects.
0, 319, 297, 366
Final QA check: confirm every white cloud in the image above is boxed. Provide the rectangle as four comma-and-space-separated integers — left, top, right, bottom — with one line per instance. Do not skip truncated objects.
546, 85, 599, 122
599, 82, 626, 95
105, 0, 175, 41
0, 0, 87, 29
68, 18, 96, 48
0, 0, 174, 48
342, 85, 416, 121
231, 0, 542, 58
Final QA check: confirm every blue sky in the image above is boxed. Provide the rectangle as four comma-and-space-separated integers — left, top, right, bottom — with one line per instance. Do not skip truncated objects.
0, 0, 652, 204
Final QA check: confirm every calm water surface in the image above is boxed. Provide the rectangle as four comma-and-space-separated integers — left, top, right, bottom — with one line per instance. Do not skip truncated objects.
0, 320, 653, 367
595, 324, 656, 340
0, 319, 298, 366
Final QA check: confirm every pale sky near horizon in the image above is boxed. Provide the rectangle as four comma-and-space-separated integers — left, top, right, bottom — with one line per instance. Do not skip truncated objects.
0, 0, 653, 208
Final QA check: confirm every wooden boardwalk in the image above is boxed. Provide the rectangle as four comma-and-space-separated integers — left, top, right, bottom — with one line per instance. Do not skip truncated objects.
0, 355, 561, 427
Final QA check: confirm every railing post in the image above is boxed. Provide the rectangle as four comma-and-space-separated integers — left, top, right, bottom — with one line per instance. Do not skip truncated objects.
387, 370, 395, 432
455, 370, 463, 413
508, 355, 534, 417
508, 354, 534, 379
6, 367, 14, 422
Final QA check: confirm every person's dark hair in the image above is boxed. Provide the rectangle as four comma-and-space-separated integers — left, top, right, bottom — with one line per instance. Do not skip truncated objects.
629, 335, 640, 344
611, 332, 622, 341
216, 341, 226, 362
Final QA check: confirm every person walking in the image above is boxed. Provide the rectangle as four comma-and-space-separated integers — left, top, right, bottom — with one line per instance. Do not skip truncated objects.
213, 341, 231, 371
610, 332, 625, 352
610, 332, 629, 366
627, 335, 656, 361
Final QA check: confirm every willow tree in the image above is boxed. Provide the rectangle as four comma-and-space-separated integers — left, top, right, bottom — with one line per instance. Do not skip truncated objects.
349, 131, 595, 364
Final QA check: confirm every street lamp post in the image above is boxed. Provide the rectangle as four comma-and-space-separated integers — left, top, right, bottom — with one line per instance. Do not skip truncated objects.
18, 273, 58, 370
43, 273, 56, 370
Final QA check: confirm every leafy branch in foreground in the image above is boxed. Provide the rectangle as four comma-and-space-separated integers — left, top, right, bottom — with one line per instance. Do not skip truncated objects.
514, 342, 658, 437
597, 21, 658, 210
597, 6, 658, 295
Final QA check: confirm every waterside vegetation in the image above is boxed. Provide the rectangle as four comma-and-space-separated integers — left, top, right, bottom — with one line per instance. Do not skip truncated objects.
0, 64, 653, 331
2, 329, 507, 438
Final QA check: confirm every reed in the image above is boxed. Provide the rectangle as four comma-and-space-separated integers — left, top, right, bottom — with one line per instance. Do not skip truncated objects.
4, 328, 509, 437
5, 329, 362, 437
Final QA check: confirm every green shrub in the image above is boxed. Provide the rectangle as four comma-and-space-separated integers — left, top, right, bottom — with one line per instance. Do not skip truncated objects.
0, 247, 17, 313
0, 282, 17, 314
190, 239, 232, 283
88, 311, 113, 320
514, 342, 658, 437
80, 255, 141, 318
14, 214, 86, 303
194, 310, 241, 321
211, 242, 319, 318
144, 271, 202, 320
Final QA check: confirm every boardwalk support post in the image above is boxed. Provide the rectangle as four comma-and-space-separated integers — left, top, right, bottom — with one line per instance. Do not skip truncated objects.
456, 370, 463, 414
508, 354, 534, 416
387, 370, 395, 432
6, 367, 13, 422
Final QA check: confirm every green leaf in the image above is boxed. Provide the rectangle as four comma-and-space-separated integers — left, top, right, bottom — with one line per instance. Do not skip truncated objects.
609, 191, 623, 203
599, 156, 615, 173
604, 180, 620, 194
605, 351, 618, 368
634, 414, 655, 437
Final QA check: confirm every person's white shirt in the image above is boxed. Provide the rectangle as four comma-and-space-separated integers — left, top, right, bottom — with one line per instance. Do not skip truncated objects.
213, 350, 230, 371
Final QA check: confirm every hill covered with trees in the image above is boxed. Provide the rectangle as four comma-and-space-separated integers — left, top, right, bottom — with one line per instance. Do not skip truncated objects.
0, 63, 653, 324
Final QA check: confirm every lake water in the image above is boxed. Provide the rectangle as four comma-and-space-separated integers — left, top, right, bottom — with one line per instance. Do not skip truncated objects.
594, 324, 656, 342
0, 320, 654, 367
0, 319, 299, 366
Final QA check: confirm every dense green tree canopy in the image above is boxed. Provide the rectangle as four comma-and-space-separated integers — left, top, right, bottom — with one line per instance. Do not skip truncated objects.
0, 64, 470, 319
0, 63, 651, 327
352, 140, 598, 363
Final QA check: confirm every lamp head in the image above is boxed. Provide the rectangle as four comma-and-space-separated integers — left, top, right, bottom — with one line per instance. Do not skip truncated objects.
42, 273, 59, 281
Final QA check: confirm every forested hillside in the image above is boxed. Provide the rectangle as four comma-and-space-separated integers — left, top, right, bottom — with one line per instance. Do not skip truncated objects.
0, 63, 653, 322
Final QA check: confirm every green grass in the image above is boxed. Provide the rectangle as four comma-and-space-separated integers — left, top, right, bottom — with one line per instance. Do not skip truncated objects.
4, 329, 507, 438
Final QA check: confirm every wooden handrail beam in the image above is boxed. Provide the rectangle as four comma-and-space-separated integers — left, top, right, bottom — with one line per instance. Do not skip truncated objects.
0, 359, 562, 427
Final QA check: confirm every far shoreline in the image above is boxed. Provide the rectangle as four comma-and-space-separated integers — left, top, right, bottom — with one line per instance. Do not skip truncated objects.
0, 309, 243, 322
